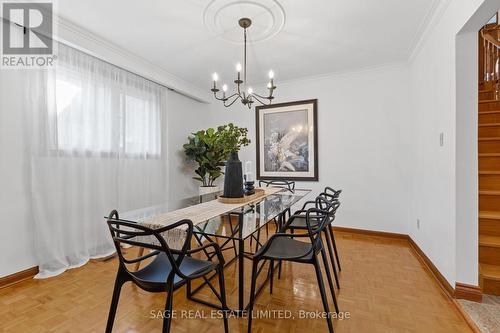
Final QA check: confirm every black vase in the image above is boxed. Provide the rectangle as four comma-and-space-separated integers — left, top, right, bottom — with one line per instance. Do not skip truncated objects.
223, 152, 244, 198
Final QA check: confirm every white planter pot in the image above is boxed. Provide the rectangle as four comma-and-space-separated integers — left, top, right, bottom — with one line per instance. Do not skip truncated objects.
199, 185, 219, 196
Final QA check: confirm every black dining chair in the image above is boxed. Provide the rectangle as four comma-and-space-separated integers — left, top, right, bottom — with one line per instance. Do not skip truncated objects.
247, 205, 338, 333
284, 191, 342, 289
105, 210, 230, 333
258, 179, 296, 192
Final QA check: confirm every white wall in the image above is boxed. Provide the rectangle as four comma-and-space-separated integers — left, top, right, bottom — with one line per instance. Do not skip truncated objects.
408, 0, 498, 286
0, 70, 37, 277
166, 89, 211, 200
203, 64, 412, 234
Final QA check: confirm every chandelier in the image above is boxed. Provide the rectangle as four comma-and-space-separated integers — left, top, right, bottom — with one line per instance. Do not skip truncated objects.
211, 18, 276, 109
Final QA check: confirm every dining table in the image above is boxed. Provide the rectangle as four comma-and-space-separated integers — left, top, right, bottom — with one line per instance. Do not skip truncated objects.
114, 187, 312, 313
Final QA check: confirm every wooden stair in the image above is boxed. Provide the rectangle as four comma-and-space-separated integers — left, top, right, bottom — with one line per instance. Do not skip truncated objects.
479, 111, 500, 124
479, 234, 500, 248
479, 211, 500, 236
481, 264, 500, 282
478, 25, 500, 295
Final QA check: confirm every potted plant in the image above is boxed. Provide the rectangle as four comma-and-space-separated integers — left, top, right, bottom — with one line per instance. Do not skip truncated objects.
216, 123, 250, 198
183, 124, 250, 197
183, 127, 226, 194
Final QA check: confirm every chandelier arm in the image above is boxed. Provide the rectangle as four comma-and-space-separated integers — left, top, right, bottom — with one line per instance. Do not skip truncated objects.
224, 92, 240, 100
213, 92, 227, 101
249, 94, 269, 106
252, 92, 274, 100
224, 95, 242, 107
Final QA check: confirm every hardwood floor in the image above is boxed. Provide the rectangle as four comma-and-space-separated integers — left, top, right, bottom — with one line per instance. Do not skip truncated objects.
0, 231, 472, 333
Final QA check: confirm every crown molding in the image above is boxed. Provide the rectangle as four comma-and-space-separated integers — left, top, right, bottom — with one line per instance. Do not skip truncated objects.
53, 16, 210, 103
408, 0, 452, 63
250, 61, 408, 90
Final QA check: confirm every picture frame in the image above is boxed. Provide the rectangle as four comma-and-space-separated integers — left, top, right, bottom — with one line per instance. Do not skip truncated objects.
255, 99, 318, 181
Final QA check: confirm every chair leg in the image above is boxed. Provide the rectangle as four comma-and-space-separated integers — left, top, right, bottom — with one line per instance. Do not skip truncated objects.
247, 260, 259, 333
328, 225, 342, 271
232, 238, 238, 259
313, 257, 335, 333
277, 225, 291, 280
273, 217, 279, 233
228, 219, 238, 258
324, 229, 340, 290
134, 247, 145, 271
162, 279, 175, 333
320, 247, 340, 314
105, 274, 125, 333
255, 227, 261, 252
269, 259, 274, 294
217, 268, 229, 333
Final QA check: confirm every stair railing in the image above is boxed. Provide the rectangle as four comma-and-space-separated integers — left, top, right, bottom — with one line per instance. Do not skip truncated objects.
480, 18, 500, 99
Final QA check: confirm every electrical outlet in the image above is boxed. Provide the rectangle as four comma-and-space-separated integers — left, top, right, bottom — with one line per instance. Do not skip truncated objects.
416, 219, 420, 229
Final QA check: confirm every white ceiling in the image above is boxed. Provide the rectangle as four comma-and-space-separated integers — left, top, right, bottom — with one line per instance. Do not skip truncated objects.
55, 0, 438, 90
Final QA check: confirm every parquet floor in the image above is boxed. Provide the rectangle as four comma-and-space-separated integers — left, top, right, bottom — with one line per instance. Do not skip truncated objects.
0, 231, 472, 333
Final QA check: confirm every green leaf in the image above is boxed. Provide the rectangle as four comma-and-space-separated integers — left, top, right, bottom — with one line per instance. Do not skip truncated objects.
183, 123, 249, 185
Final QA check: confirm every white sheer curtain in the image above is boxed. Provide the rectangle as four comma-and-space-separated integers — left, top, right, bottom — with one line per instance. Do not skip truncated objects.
28, 43, 169, 278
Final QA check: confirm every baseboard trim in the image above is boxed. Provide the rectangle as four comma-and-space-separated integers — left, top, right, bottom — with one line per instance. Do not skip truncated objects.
0, 266, 38, 289
406, 236, 455, 299
455, 283, 483, 302
333, 226, 408, 240
334, 226, 484, 331
335, 226, 481, 302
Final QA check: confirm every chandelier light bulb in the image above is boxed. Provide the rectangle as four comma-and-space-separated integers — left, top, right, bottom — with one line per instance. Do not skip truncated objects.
236, 63, 242, 72
268, 70, 274, 79
212, 72, 219, 82
222, 84, 228, 92
247, 87, 253, 94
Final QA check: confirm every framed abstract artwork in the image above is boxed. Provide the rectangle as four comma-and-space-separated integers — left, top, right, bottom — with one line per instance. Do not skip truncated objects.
256, 99, 318, 181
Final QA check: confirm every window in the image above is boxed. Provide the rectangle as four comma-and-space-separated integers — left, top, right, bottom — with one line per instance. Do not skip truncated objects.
49, 46, 164, 158
121, 93, 161, 156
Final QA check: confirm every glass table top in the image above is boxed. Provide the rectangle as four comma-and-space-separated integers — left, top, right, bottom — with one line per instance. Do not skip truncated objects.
115, 191, 220, 222
113, 188, 311, 240
193, 189, 311, 240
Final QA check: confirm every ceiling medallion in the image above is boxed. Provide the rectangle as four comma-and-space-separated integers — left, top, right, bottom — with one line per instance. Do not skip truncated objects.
203, 0, 285, 44
210, 18, 276, 108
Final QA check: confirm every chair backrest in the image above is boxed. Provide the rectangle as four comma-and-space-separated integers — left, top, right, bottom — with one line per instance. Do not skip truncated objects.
106, 210, 194, 279
259, 179, 296, 192
324, 186, 342, 199
317, 193, 341, 223
304, 206, 332, 246
303, 197, 337, 244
